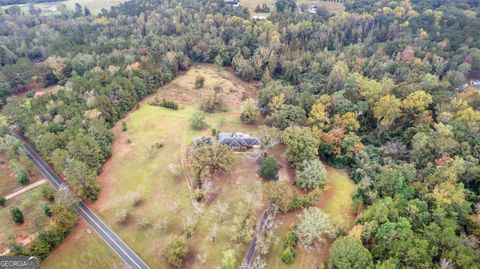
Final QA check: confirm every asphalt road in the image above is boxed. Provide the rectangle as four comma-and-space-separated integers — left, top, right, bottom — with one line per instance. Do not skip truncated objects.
11, 132, 149, 269
243, 208, 272, 268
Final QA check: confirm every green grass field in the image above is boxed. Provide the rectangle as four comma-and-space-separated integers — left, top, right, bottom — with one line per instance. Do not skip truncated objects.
2, 0, 126, 15
0, 186, 53, 253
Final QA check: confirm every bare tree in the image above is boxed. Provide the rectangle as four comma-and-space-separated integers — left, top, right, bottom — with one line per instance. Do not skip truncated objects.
136, 217, 150, 229
154, 216, 169, 232
115, 209, 129, 224
216, 202, 229, 223
257, 125, 281, 159
206, 223, 218, 243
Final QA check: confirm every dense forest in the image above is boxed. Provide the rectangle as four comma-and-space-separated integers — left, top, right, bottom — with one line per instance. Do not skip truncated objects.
1, 0, 480, 267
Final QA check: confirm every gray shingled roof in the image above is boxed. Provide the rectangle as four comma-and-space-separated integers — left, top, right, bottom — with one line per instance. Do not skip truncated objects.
218, 132, 259, 148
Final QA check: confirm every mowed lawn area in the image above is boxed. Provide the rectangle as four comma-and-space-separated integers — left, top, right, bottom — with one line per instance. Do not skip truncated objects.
0, 186, 53, 254
43, 65, 266, 268
265, 166, 357, 269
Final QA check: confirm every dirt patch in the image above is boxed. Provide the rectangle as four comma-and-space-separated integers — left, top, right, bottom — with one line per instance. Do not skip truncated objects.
147, 64, 260, 111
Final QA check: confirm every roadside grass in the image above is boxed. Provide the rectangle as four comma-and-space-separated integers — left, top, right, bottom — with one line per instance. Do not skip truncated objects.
0, 186, 53, 253
41, 221, 122, 269
265, 165, 357, 269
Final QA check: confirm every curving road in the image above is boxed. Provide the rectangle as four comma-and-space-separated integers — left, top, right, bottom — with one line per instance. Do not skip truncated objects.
11, 132, 149, 269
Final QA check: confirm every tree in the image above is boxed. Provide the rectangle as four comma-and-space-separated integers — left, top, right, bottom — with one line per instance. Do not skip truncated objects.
275, 0, 296, 12
327, 61, 349, 92
16, 169, 29, 185
295, 159, 328, 191
328, 237, 373, 269
0, 197, 6, 207
281, 247, 295, 264
164, 237, 188, 268
221, 249, 237, 269
260, 156, 279, 180
295, 207, 334, 249
269, 105, 306, 130
308, 103, 330, 129
373, 95, 402, 127
189, 144, 235, 180
241, 99, 260, 123
189, 112, 208, 130
10, 207, 24, 224
257, 125, 281, 158
282, 126, 319, 168
264, 181, 290, 212
401, 91, 432, 113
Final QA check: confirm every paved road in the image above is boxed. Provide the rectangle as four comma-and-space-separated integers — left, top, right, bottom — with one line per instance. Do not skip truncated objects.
5, 179, 47, 200
243, 208, 272, 268
11, 132, 149, 269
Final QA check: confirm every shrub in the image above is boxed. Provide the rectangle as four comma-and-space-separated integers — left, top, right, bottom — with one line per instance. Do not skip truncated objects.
164, 237, 188, 268
195, 75, 205, 88
260, 156, 279, 180
281, 247, 295, 264
17, 170, 29, 185
189, 111, 208, 130
26, 90, 35, 98
0, 197, 6, 207
121, 121, 127, 132
10, 207, 24, 224
44, 204, 52, 217
221, 249, 237, 269
283, 230, 298, 248
194, 188, 203, 201
160, 99, 179, 110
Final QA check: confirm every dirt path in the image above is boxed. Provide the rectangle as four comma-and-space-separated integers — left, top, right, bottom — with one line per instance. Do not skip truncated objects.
4, 179, 47, 200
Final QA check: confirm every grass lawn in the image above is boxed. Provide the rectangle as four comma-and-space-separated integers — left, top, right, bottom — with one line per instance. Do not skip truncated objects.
264, 165, 357, 269
43, 64, 265, 268
0, 185, 53, 253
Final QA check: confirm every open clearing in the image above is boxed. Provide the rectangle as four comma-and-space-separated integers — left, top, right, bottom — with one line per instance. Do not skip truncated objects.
242, 0, 345, 16
42, 64, 356, 268
43, 64, 264, 268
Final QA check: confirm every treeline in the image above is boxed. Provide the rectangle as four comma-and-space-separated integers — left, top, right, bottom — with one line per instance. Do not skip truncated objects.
1, 0, 480, 266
